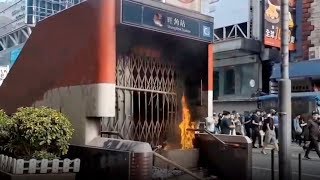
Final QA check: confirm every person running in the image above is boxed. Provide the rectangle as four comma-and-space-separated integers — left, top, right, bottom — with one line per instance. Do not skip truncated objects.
304, 111, 320, 160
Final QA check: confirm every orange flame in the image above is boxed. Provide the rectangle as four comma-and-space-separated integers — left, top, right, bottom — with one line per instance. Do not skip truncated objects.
179, 96, 195, 149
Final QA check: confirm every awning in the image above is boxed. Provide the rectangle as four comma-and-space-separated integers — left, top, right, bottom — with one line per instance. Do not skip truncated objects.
258, 92, 320, 101
271, 60, 320, 79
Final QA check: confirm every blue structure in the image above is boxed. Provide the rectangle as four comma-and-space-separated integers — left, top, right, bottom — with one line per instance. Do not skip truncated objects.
262, 60, 320, 116
271, 59, 320, 79
10, 48, 22, 68
258, 92, 320, 116
258, 92, 320, 101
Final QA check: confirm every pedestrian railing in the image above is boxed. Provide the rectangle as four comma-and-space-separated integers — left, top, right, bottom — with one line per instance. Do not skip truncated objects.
213, 21, 253, 42
0, 154, 80, 174
270, 149, 302, 180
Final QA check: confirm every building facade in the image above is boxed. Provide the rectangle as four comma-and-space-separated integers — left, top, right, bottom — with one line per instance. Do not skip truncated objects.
211, 0, 301, 113
259, 0, 320, 116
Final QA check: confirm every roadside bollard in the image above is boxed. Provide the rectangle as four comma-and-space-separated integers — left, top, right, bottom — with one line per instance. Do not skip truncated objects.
298, 153, 302, 180
271, 149, 275, 180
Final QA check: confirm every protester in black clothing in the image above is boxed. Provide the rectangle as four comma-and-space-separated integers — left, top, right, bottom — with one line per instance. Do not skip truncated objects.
251, 110, 263, 148
216, 113, 222, 132
243, 111, 252, 138
220, 111, 235, 135
304, 111, 320, 160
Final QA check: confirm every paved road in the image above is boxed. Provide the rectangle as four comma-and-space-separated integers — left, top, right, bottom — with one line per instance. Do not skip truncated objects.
252, 144, 320, 180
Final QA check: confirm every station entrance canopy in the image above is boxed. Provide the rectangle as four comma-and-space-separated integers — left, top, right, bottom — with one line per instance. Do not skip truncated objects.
119, 0, 214, 43
109, 0, 215, 146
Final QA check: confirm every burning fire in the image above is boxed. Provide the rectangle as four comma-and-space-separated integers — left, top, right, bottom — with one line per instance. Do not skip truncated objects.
179, 96, 195, 149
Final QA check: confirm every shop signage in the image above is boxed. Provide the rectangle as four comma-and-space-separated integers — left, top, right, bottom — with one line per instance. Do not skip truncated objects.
121, 0, 213, 43
264, 0, 296, 50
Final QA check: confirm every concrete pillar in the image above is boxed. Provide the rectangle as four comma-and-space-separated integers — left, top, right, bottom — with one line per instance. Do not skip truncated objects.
208, 44, 214, 117
96, 0, 116, 84
219, 70, 224, 99
86, 0, 117, 117
84, 0, 117, 144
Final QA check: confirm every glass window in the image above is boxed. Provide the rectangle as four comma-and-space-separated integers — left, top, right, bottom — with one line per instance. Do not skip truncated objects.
239, 63, 255, 96
53, 4, 60, 11
47, 2, 52, 9
224, 68, 235, 95
40, 1, 46, 8
27, 0, 33, 6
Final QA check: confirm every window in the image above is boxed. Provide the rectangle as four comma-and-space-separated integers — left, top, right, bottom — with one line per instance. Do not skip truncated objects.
239, 63, 255, 96
224, 68, 235, 95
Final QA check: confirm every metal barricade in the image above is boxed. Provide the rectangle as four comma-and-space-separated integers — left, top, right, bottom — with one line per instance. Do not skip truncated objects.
194, 132, 252, 180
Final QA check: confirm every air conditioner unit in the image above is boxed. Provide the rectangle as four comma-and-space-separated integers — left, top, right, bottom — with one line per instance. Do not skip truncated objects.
309, 46, 320, 60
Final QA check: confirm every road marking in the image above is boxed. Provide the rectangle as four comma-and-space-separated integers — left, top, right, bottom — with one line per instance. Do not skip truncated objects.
253, 167, 320, 178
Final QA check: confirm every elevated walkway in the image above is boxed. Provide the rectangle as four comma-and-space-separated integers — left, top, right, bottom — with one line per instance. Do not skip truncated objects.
213, 22, 261, 61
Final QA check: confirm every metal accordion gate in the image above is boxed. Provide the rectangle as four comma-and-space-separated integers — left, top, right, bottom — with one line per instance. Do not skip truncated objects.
102, 55, 178, 147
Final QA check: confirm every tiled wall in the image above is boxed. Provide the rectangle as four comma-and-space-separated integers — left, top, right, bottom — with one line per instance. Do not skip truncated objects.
303, 0, 315, 59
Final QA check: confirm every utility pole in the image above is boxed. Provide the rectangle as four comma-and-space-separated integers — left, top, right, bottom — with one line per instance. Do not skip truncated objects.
279, 0, 292, 180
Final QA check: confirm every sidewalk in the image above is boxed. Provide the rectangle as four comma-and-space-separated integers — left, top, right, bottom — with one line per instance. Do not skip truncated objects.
252, 143, 320, 160
252, 143, 320, 180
